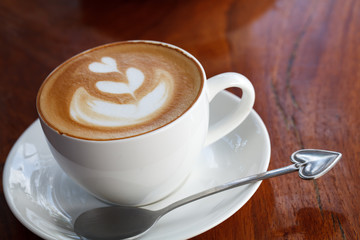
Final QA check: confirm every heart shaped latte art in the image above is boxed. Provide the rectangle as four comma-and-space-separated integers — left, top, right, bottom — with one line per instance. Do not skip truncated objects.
69, 57, 173, 127
88, 57, 119, 73
95, 68, 144, 96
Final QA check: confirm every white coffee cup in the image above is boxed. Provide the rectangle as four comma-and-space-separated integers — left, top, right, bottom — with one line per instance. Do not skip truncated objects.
37, 40, 255, 206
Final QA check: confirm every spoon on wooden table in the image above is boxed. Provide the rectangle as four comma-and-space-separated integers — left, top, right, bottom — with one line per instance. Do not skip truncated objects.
74, 149, 342, 240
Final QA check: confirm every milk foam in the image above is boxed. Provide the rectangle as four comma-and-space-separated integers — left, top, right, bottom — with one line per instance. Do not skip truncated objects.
37, 42, 202, 140
70, 57, 172, 127
89, 57, 120, 73
95, 68, 144, 95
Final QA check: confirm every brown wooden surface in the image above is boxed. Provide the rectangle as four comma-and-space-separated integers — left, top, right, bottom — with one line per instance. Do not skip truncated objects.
1, 0, 359, 239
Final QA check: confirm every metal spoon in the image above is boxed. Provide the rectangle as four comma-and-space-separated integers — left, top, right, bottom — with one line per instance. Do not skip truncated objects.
74, 149, 341, 240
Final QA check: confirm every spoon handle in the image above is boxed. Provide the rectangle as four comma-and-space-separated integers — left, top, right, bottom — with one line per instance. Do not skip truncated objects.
160, 164, 298, 215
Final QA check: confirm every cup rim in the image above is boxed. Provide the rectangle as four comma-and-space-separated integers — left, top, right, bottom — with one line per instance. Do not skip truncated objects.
36, 40, 207, 142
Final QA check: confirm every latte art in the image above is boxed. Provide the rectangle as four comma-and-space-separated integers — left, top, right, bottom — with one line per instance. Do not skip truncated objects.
37, 42, 202, 140
95, 67, 144, 96
70, 58, 173, 127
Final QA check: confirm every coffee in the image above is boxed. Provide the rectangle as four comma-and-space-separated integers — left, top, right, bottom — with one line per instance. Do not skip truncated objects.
37, 42, 203, 140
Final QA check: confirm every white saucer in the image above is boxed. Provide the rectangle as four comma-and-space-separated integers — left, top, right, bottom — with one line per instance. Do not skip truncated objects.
3, 91, 270, 240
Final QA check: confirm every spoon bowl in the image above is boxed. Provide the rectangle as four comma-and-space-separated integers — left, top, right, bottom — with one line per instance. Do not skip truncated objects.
75, 206, 158, 240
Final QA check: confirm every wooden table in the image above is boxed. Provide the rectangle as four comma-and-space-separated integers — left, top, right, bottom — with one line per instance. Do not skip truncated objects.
1, 0, 359, 239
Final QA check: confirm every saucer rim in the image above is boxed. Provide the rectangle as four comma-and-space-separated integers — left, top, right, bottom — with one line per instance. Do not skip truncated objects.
3, 120, 55, 240
2, 91, 271, 240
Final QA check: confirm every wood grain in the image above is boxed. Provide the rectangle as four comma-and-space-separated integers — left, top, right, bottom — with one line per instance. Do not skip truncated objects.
1, 0, 359, 239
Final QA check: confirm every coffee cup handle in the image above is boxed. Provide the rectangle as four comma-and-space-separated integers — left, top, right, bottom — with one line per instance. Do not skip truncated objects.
205, 72, 255, 146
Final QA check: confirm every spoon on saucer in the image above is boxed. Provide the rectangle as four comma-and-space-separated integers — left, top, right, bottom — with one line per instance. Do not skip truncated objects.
74, 149, 341, 240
